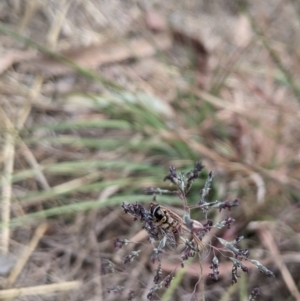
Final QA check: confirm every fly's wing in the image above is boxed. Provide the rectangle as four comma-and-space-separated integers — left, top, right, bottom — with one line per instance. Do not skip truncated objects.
160, 229, 177, 251
175, 222, 207, 252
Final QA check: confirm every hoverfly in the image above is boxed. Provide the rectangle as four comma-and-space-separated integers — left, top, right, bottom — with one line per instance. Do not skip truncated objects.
150, 203, 204, 252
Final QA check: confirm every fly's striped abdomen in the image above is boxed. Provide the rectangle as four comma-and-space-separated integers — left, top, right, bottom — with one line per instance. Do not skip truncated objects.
150, 202, 205, 252
150, 203, 181, 233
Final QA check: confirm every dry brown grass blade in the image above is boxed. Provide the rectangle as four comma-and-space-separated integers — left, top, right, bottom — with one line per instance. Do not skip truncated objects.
47, 0, 71, 49
20, 143, 50, 190
253, 222, 300, 301
18, 0, 41, 34
7, 223, 48, 287
0, 51, 35, 75
20, 33, 172, 76
0, 101, 31, 253
1, 127, 15, 255
249, 172, 266, 204
0, 96, 50, 192
0, 76, 43, 252
0, 281, 81, 299
15, 171, 102, 208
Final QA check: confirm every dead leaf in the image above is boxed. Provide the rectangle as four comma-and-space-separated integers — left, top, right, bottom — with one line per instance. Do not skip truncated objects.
234, 14, 252, 48
20, 33, 172, 76
144, 10, 167, 32
172, 28, 208, 56
172, 28, 210, 88
0, 50, 35, 74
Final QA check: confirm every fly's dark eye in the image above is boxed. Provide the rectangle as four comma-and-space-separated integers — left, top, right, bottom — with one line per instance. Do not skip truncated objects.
155, 210, 164, 219
154, 208, 163, 219
151, 204, 164, 220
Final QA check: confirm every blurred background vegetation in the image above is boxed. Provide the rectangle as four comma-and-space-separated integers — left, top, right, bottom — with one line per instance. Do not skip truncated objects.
0, 0, 300, 300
